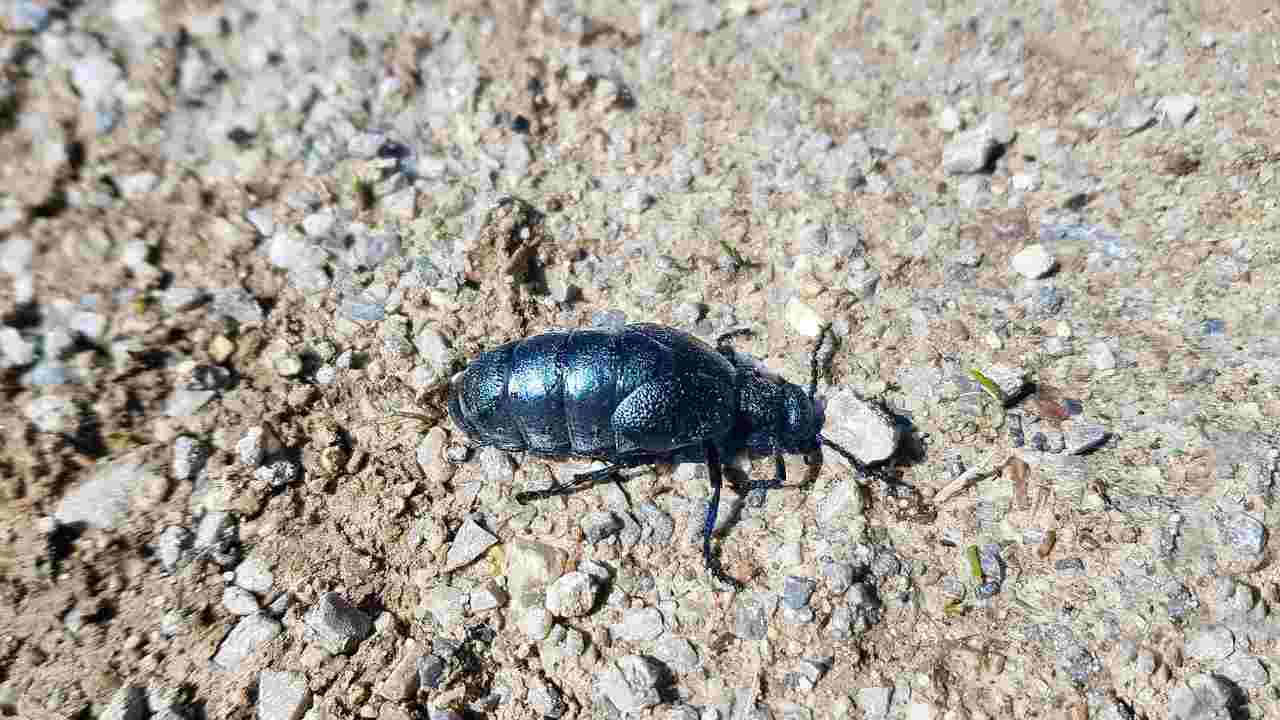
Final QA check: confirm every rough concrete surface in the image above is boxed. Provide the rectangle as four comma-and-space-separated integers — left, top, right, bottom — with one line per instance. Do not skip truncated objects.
0, 1, 1277, 719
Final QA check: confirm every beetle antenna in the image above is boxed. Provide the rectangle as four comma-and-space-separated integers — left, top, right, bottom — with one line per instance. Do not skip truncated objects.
808, 324, 831, 404
819, 433, 867, 476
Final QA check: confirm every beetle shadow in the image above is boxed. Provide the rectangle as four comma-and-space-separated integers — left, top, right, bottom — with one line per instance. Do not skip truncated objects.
886, 408, 928, 468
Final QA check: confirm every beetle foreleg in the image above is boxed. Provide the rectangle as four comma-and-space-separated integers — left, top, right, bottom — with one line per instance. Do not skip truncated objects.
702, 442, 744, 590
741, 448, 787, 505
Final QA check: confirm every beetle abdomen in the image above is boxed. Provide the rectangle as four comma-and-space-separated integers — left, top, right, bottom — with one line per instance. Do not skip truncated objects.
449, 324, 738, 458
508, 332, 573, 453
451, 339, 524, 450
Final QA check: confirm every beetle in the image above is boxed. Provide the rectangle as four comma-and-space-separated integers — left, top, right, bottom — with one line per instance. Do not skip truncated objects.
447, 322, 869, 588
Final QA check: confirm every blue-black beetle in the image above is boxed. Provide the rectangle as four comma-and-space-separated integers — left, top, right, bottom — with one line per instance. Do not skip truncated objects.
447, 323, 866, 587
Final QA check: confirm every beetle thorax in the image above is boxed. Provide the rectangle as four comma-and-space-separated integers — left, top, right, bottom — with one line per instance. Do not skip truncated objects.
734, 371, 820, 455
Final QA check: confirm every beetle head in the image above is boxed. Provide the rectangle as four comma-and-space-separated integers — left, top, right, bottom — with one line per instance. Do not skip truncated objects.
778, 382, 822, 454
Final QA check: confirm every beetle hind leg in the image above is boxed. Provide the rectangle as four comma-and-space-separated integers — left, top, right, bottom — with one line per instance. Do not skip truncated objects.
514, 460, 640, 503
702, 442, 744, 590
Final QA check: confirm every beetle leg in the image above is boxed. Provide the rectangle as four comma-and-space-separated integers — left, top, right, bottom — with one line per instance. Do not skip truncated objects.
808, 324, 832, 403
715, 327, 752, 348
514, 461, 639, 503
703, 442, 743, 590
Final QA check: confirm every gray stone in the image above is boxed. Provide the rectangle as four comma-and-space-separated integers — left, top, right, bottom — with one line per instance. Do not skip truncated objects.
54, 459, 155, 530
781, 576, 816, 610
651, 636, 700, 674
417, 653, 446, 690
146, 686, 191, 718
856, 687, 893, 719
267, 593, 292, 618
783, 658, 829, 692
582, 511, 624, 543
237, 425, 281, 467
636, 503, 675, 545
212, 614, 282, 671
194, 510, 236, 555
821, 390, 899, 466
827, 603, 855, 641
101, 685, 148, 720
612, 607, 664, 642
246, 207, 275, 236
1010, 244, 1057, 279
254, 461, 298, 488
1039, 623, 1100, 684
937, 106, 961, 132
341, 298, 385, 322
444, 518, 500, 571
1185, 625, 1235, 662
733, 594, 772, 641
157, 526, 190, 570
1216, 581, 1256, 620
1217, 654, 1268, 690
527, 680, 566, 718
847, 582, 880, 611
1168, 583, 1200, 621
1217, 512, 1266, 557
1088, 342, 1117, 371
257, 670, 312, 720
209, 288, 265, 324
1157, 95, 1199, 128
821, 561, 857, 594
1168, 673, 1235, 720
1055, 557, 1085, 576
172, 436, 208, 481
302, 212, 336, 238
163, 388, 216, 417
26, 395, 76, 433
0, 327, 34, 367
621, 189, 655, 213
223, 586, 260, 615
477, 447, 515, 485
413, 327, 455, 370
942, 125, 998, 174
1064, 423, 1109, 455
235, 556, 274, 594
598, 655, 662, 714
546, 571, 598, 618
469, 580, 507, 613
303, 593, 372, 655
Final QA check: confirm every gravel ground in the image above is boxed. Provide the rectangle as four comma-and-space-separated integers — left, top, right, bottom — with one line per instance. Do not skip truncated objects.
1, 1, 1278, 719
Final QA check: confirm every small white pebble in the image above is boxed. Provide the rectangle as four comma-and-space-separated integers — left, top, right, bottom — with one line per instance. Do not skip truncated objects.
1010, 244, 1057, 279
785, 297, 824, 338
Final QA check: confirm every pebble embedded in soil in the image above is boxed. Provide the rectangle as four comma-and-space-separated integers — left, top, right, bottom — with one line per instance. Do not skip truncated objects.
212, 614, 283, 672
257, 670, 312, 720
100, 686, 148, 720
444, 517, 500, 571
234, 556, 275, 594
597, 655, 663, 714
611, 606, 665, 642
820, 390, 900, 466
545, 571, 599, 618
303, 593, 372, 655
1010, 244, 1058, 279
53, 459, 156, 530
